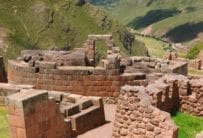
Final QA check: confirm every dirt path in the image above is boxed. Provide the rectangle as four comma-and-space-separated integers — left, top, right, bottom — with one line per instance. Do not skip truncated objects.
77, 104, 116, 138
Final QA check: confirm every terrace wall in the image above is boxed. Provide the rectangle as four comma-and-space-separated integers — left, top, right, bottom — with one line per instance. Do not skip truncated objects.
147, 74, 203, 116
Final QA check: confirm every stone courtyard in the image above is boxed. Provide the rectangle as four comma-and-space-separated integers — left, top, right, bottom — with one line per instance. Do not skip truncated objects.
0, 34, 202, 138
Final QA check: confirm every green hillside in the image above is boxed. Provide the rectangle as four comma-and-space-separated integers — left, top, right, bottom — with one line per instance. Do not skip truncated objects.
91, 0, 203, 43
0, 0, 147, 63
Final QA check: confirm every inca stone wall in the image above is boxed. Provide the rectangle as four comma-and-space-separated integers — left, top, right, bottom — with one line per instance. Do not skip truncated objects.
83, 34, 115, 66
122, 56, 188, 76
151, 74, 203, 116
164, 52, 202, 70
112, 74, 203, 137
3, 34, 203, 138
0, 83, 33, 105
6, 89, 105, 138
7, 90, 69, 138
8, 55, 147, 97
7, 49, 188, 97
112, 85, 178, 138
180, 78, 203, 116
19, 49, 87, 66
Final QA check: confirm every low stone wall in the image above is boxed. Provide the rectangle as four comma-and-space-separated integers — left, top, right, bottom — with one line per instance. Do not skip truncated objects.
180, 78, 203, 116
177, 58, 201, 70
164, 52, 202, 70
19, 49, 86, 66
122, 56, 188, 76
0, 83, 33, 105
49, 91, 105, 136
7, 90, 69, 138
112, 85, 178, 138
6, 89, 105, 138
147, 74, 203, 116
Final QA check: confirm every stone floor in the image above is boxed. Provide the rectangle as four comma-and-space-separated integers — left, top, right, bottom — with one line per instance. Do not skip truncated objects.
77, 104, 116, 138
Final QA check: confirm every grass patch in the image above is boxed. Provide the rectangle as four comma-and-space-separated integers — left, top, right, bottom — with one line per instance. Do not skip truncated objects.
186, 42, 203, 59
172, 112, 203, 138
188, 68, 203, 76
135, 34, 170, 58
0, 106, 8, 138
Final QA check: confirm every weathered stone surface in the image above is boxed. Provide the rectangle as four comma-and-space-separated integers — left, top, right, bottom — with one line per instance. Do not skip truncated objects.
112, 85, 178, 138
7, 89, 105, 138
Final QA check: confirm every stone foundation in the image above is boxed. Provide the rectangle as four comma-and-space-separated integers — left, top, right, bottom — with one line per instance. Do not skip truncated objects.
6, 89, 105, 138
8, 58, 147, 97
164, 52, 202, 70
122, 56, 188, 76
152, 75, 203, 116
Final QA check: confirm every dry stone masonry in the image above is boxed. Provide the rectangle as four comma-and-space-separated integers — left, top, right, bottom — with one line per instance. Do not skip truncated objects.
112, 74, 203, 138
112, 85, 178, 138
8, 35, 188, 97
0, 34, 201, 138
164, 52, 202, 70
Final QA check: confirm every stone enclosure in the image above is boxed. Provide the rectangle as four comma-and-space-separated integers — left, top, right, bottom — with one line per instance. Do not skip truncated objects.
0, 34, 202, 138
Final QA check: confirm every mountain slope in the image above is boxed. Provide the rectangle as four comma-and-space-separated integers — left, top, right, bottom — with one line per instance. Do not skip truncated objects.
90, 0, 203, 43
0, 0, 147, 63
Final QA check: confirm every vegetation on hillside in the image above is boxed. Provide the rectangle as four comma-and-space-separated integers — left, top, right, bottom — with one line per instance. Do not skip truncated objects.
186, 42, 203, 59
134, 34, 170, 58
91, 0, 203, 43
0, 0, 147, 63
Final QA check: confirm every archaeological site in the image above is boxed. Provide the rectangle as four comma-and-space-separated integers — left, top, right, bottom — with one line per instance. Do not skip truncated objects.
0, 34, 203, 138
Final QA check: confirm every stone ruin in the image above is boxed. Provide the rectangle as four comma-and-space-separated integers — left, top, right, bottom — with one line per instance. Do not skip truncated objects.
0, 34, 202, 138
112, 74, 203, 137
164, 51, 202, 70
6, 89, 105, 138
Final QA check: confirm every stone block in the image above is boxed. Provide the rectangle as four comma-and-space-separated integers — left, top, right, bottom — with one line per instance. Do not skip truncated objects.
35, 61, 56, 69
78, 99, 93, 110
65, 104, 80, 116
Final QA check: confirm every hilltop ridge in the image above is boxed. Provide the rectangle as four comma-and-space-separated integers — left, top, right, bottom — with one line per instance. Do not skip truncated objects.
0, 0, 147, 62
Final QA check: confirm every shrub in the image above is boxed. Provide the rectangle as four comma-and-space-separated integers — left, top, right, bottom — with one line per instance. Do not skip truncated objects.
186, 42, 203, 59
